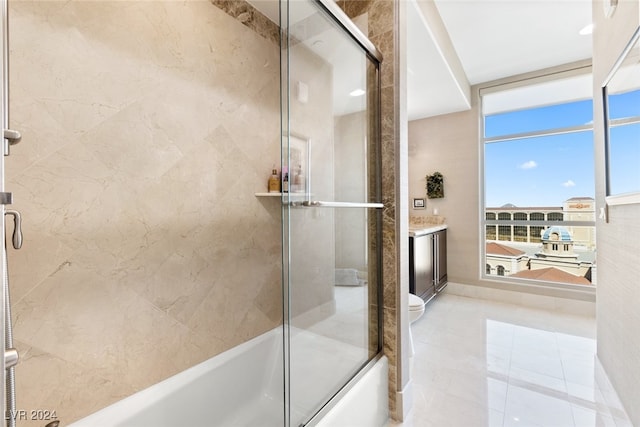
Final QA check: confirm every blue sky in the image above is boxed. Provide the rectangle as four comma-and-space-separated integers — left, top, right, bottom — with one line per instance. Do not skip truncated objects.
484, 100, 595, 207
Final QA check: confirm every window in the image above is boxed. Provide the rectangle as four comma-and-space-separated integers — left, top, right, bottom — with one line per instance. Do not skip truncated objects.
482, 72, 596, 288
498, 225, 511, 241
530, 226, 544, 243
486, 264, 491, 275
514, 225, 528, 242
548, 212, 564, 221
486, 225, 496, 240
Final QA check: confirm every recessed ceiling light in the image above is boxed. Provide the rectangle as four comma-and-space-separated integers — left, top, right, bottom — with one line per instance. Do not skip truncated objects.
349, 89, 365, 97
579, 23, 594, 36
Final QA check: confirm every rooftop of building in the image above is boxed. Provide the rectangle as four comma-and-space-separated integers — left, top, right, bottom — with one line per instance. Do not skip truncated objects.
509, 267, 592, 285
487, 197, 595, 211
564, 197, 595, 201
486, 206, 561, 211
486, 242, 526, 257
486, 241, 596, 264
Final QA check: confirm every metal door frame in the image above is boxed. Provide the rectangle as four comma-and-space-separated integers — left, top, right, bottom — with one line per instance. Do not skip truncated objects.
0, 0, 8, 421
280, 1, 383, 425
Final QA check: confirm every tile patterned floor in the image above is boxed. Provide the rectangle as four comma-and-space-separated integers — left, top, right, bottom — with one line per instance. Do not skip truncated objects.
388, 293, 632, 427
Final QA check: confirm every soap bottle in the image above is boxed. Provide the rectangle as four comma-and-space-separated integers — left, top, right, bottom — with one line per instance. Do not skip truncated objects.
268, 168, 280, 193
282, 167, 289, 193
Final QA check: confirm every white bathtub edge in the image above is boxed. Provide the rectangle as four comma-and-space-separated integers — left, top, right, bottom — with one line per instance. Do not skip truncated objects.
313, 356, 389, 427
69, 328, 282, 427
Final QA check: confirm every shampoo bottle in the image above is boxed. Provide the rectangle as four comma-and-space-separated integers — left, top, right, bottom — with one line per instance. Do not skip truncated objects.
268, 168, 280, 193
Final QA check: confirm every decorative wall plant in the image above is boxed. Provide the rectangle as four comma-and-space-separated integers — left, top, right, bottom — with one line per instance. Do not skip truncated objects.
426, 172, 444, 199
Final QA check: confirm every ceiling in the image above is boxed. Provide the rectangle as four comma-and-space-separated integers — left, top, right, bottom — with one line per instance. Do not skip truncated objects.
434, 0, 593, 85
247, 0, 595, 120
409, 0, 594, 120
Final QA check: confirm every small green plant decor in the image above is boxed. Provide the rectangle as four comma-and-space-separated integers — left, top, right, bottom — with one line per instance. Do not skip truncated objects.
426, 172, 444, 199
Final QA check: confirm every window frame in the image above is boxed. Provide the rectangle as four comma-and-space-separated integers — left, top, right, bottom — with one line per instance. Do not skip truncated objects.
479, 68, 597, 293
602, 27, 640, 206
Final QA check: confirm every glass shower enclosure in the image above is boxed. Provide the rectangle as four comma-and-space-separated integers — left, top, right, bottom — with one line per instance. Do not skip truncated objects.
281, 0, 383, 425
0, 0, 383, 425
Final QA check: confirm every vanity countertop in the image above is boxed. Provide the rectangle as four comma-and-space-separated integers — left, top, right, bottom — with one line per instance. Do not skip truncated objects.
409, 224, 447, 237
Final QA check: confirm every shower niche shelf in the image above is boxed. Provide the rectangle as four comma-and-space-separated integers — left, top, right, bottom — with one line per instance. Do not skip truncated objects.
254, 192, 309, 197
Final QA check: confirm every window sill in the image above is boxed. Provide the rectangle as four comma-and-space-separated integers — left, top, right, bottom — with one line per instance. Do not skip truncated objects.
480, 275, 596, 297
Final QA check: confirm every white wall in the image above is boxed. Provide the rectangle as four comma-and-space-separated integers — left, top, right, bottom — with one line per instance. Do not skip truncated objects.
408, 108, 480, 286
592, 1, 640, 424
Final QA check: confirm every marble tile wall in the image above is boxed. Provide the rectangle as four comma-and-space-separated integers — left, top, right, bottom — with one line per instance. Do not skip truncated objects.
210, 0, 280, 44
7, 1, 281, 424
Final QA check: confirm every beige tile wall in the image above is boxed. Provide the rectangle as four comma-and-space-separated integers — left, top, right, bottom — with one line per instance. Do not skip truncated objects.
7, 1, 281, 424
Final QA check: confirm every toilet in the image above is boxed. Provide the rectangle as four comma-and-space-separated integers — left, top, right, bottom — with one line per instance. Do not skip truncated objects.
409, 293, 426, 323
408, 294, 426, 357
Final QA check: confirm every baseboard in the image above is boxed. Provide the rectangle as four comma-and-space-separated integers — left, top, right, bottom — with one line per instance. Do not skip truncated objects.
395, 378, 413, 421
594, 355, 633, 423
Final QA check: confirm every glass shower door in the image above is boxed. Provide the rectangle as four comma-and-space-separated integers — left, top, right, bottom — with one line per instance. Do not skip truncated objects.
0, 0, 6, 420
281, 0, 382, 424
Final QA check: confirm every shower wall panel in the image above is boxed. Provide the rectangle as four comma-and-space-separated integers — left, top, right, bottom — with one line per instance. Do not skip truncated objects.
7, 1, 281, 424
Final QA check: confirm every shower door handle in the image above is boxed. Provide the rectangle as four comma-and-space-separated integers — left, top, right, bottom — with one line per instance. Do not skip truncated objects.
3, 128, 22, 156
3, 129, 21, 145
295, 200, 383, 208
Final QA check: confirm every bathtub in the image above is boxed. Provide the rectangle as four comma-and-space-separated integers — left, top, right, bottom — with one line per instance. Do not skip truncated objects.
70, 329, 285, 427
70, 327, 388, 427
